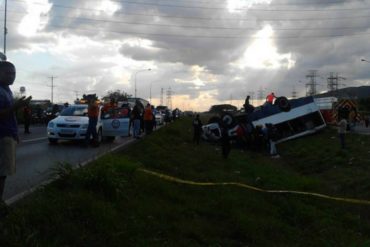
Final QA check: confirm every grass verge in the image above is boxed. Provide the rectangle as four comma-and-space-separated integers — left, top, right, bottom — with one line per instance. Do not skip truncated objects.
1, 118, 370, 246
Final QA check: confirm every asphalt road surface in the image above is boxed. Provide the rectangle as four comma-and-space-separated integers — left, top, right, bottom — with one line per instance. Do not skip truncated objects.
4, 124, 136, 203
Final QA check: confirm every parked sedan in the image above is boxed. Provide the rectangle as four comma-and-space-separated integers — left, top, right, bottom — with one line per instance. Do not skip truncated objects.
47, 104, 130, 144
155, 112, 164, 125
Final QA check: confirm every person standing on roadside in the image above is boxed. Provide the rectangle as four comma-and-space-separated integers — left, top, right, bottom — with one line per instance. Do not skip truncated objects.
365, 115, 369, 128
131, 100, 142, 138
85, 97, 99, 147
220, 123, 231, 159
23, 102, 32, 134
143, 103, 153, 135
337, 116, 348, 149
0, 60, 32, 202
192, 114, 202, 144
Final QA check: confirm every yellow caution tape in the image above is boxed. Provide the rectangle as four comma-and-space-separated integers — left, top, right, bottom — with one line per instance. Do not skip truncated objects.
138, 168, 370, 206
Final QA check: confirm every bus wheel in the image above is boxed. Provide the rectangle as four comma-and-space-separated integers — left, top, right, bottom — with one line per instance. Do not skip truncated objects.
275, 97, 291, 112
221, 113, 235, 128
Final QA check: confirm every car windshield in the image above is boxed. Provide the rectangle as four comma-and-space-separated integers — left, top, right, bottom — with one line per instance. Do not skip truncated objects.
60, 106, 88, 116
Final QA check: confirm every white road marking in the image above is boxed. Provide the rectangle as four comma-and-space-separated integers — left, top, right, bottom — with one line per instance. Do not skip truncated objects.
21, 137, 48, 143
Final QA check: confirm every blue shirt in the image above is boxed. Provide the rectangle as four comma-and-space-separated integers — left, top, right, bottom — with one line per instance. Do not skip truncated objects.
0, 85, 18, 139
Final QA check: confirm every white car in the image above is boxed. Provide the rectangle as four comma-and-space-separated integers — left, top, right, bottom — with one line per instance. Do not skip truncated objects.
155, 112, 164, 125
47, 104, 130, 144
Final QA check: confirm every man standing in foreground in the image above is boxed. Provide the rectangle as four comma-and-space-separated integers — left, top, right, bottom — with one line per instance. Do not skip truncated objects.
0, 60, 31, 202
192, 114, 202, 145
85, 97, 100, 147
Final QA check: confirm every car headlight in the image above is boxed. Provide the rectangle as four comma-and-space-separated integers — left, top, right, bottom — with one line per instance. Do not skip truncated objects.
48, 122, 54, 128
81, 124, 88, 129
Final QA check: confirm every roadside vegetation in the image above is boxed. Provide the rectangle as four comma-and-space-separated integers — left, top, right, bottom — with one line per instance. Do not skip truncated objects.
1, 117, 370, 246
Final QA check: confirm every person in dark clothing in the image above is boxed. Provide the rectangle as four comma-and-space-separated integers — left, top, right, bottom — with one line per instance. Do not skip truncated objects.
23, 103, 32, 134
192, 114, 202, 144
264, 123, 280, 158
143, 103, 153, 135
252, 125, 265, 151
221, 124, 231, 159
365, 116, 369, 128
151, 105, 157, 130
0, 60, 32, 201
243, 95, 255, 114
131, 101, 142, 138
85, 98, 99, 147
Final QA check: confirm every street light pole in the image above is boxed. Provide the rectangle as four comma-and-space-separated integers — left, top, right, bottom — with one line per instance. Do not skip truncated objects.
150, 82, 152, 103
3, 0, 7, 55
134, 68, 151, 98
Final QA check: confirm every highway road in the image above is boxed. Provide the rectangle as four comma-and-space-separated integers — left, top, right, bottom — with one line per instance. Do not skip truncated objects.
4, 124, 136, 204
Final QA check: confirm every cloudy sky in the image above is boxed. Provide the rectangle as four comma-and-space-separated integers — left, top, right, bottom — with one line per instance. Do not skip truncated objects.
3, 0, 370, 111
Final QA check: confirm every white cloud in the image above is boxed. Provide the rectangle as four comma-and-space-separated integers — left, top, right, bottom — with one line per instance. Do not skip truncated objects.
95, 0, 121, 16
18, 0, 52, 37
233, 25, 295, 70
227, 0, 272, 12
6, 0, 370, 111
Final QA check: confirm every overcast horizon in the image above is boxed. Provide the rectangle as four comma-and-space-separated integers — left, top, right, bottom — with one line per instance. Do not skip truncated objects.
3, 0, 370, 111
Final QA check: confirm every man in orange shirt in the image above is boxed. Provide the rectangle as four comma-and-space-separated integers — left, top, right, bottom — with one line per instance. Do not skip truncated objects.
143, 103, 153, 134
85, 98, 100, 147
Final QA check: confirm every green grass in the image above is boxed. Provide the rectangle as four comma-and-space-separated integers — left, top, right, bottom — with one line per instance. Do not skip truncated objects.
1, 118, 370, 246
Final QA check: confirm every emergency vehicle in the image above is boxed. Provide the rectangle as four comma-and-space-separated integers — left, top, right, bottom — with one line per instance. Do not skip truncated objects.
47, 104, 131, 144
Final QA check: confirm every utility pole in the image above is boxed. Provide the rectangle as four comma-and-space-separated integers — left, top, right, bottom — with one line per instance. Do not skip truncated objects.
3, 0, 7, 55
166, 87, 172, 109
257, 87, 265, 101
291, 85, 297, 99
48, 76, 57, 103
149, 83, 152, 103
327, 72, 346, 92
305, 70, 318, 96
73, 90, 79, 100
160, 87, 164, 106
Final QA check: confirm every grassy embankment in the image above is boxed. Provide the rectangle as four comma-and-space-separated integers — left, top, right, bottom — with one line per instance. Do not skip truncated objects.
1, 117, 370, 246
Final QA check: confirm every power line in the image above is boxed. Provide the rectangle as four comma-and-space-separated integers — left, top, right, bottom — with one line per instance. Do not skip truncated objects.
166, 87, 172, 109
291, 85, 297, 99
126, 0, 370, 6
7, 10, 370, 32
12, 0, 370, 13
160, 87, 164, 106
47, 76, 57, 103
305, 70, 319, 96
8, 3, 370, 23
327, 72, 346, 92
7, 18, 370, 40
46, 0, 370, 12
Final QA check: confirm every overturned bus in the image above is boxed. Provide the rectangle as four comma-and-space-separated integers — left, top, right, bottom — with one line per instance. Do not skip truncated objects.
202, 96, 326, 144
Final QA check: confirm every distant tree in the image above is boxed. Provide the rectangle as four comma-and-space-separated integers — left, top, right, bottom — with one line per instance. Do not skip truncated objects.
102, 90, 131, 102
209, 104, 237, 114
81, 94, 98, 102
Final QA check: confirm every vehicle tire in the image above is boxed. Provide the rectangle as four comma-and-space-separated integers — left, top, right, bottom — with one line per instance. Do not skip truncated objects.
275, 97, 291, 112
208, 116, 221, 124
106, 136, 115, 142
221, 113, 235, 128
48, 138, 58, 144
